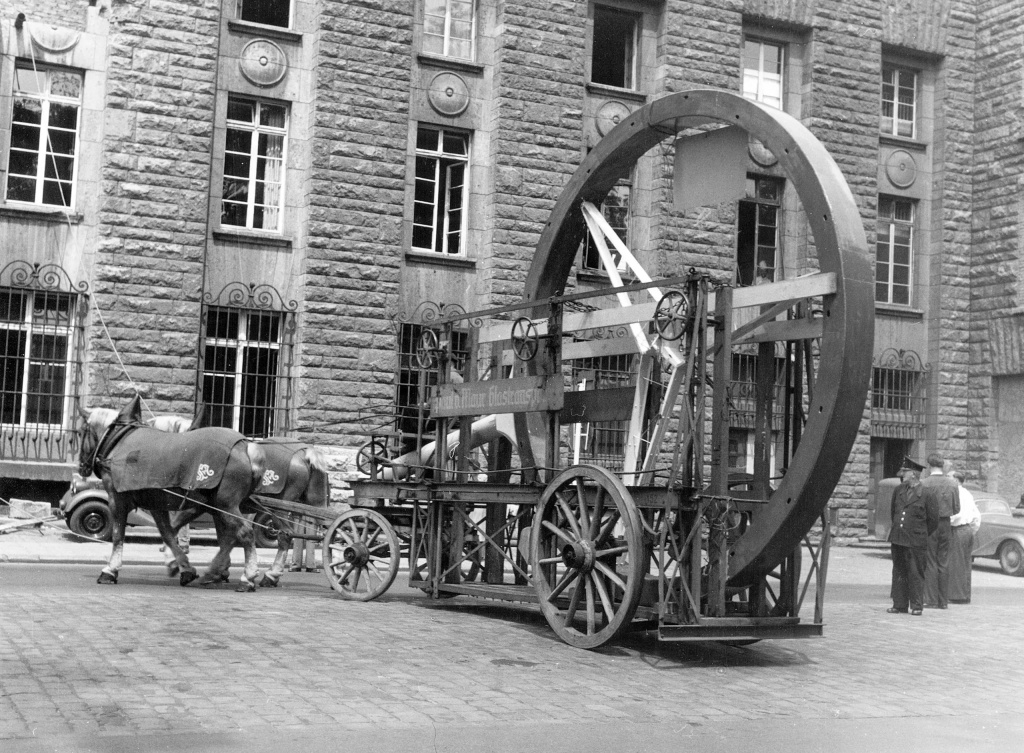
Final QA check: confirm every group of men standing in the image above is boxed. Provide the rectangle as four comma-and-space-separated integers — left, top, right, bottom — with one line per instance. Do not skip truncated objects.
888, 453, 982, 615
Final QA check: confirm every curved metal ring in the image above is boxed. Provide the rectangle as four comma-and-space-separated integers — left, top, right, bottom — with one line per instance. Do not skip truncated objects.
516, 88, 874, 585
416, 329, 440, 369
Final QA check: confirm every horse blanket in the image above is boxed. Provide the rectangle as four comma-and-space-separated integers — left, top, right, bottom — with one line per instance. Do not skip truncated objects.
255, 437, 307, 495
105, 426, 248, 493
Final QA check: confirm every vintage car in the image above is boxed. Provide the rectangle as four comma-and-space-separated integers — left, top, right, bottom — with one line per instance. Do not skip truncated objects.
972, 491, 1024, 577
59, 473, 281, 548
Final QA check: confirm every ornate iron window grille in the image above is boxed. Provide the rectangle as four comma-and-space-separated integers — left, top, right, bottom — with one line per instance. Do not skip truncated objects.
197, 282, 296, 438
870, 348, 928, 439
0, 261, 88, 464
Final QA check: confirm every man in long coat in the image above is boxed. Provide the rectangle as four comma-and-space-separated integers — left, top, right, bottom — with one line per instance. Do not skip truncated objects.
888, 457, 933, 615
921, 453, 961, 609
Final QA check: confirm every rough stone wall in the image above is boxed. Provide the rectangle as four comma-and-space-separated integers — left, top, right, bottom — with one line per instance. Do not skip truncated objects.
484, 0, 586, 309
970, 0, 1024, 486
87, 0, 218, 415
2, 0, 88, 30
299, 0, 412, 446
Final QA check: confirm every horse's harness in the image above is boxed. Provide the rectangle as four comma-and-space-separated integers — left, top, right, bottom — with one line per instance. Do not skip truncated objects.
83, 420, 140, 478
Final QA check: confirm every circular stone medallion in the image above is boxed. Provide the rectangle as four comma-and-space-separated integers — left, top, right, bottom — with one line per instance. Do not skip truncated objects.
596, 101, 631, 136
239, 39, 288, 88
885, 149, 918, 189
428, 72, 470, 117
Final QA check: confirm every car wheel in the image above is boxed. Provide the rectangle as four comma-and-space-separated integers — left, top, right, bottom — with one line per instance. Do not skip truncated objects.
69, 500, 113, 542
998, 540, 1024, 577
253, 512, 282, 549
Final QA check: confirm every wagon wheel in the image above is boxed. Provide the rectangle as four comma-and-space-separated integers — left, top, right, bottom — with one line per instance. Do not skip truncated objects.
518, 89, 873, 586
356, 438, 390, 476
510, 317, 539, 361
531, 464, 647, 649
322, 509, 401, 601
653, 290, 690, 341
416, 328, 440, 369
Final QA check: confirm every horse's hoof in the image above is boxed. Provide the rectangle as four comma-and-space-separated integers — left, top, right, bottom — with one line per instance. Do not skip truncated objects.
260, 574, 280, 588
235, 579, 256, 593
179, 571, 199, 587
97, 571, 118, 585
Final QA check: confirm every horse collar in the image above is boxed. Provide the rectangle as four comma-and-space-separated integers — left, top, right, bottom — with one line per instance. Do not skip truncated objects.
92, 422, 139, 473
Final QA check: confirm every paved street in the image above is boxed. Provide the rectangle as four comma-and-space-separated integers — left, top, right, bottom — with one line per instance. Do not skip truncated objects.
1, 522, 1023, 752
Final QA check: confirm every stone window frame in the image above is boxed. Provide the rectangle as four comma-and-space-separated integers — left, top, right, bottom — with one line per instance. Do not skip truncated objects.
875, 195, 916, 307
410, 124, 471, 258
219, 94, 289, 234
881, 65, 918, 140
742, 38, 784, 109
236, 0, 292, 30
740, 19, 809, 117
589, 3, 641, 91
197, 282, 296, 438
420, 0, 477, 62
5, 60, 83, 211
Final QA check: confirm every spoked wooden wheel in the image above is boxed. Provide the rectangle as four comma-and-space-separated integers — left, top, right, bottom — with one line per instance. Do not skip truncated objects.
531, 465, 647, 649
322, 509, 400, 601
653, 290, 690, 341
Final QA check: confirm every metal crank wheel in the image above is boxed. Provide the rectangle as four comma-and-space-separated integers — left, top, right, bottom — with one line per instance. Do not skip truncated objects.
416, 328, 440, 369
356, 438, 390, 477
510, 317, 539, 361
322, 509, 401, 601
531, 465, 646, 649
653, 290, 690, 341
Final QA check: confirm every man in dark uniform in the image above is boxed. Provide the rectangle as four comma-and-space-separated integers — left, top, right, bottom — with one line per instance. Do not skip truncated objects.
888, 457, 933, 615
921, 452, 961, 609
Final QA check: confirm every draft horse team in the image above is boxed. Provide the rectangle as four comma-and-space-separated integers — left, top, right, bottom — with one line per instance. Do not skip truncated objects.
77, 395, 329, 591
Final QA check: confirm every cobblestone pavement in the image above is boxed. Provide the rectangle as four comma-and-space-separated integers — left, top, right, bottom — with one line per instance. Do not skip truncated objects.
1, 528, 1023, 752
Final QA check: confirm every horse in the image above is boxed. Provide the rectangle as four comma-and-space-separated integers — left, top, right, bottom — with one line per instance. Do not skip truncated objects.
78, 395, 268, 592
165, 434, 331, 587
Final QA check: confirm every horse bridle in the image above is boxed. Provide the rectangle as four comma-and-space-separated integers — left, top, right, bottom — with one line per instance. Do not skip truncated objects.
80, 420, 139, 478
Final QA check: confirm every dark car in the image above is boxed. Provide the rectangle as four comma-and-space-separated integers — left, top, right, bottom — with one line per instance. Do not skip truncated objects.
972, 492, 1024, 577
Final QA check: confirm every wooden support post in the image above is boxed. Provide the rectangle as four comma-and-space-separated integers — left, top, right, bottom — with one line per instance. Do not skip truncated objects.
707, 287, 733, 618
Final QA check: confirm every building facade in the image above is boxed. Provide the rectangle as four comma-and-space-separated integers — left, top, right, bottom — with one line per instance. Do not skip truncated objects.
0, 0, 1021, 538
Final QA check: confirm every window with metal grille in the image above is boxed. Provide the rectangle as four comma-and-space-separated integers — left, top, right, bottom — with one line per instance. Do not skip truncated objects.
591, 5, 638, 90
870, 349, 927, 439
200, 303, 293, 437
570, 353, 635, 471
881, 66, 916, 138
736, 175, 782, 287
221, 96, 287, 232
5, 62, 82, 208
876, 196, 914, 305
582, 183, 631, 274
395, 323, 469, 453
742, 39, 784, 109
422, 0, 475, 60
413, 126, 468, 255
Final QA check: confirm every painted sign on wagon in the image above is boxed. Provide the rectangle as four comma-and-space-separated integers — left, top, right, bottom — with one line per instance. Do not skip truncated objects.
431, 376, 563, 417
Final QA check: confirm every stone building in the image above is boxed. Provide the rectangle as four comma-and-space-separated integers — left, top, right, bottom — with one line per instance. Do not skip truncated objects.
0, 0, 1021, 538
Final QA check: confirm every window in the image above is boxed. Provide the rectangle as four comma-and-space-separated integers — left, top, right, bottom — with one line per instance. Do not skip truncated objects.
742, 39, 783, 109
591, 5, 638, 89
881, 67, 916, 138
413, 126, 468, 255
396, 323, 469, 453
582, 184, 630, 273
238, 0, 290, 28
423, 0, 475, 59
571, 354, 635, 472
871, 349, 927, 439
736, 176, 782, 287
0, 288, 74, 427
5, 63, 82, 208
876, 197, 914, 305
201, 306, 290, 437
221, 97, 287, 232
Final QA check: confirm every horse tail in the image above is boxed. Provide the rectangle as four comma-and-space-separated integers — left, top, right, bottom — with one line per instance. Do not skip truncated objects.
304, 446, 329, 473
302, 446, 331, 508
246, 441, 268, 497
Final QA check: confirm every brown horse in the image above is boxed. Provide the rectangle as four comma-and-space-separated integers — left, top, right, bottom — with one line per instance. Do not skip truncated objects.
78, 395, 267, 591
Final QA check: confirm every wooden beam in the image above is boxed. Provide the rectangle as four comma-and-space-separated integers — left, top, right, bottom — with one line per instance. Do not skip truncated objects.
732, 317, 824, 345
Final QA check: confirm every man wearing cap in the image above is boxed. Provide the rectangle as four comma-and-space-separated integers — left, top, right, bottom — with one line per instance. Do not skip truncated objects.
921, 453, 961, 609
887, 457, 933, 615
